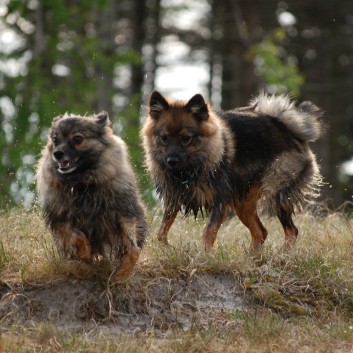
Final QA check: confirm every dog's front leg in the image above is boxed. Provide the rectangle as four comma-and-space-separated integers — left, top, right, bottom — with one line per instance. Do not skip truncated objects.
202, 205, 229, 251
157, 209, 178, 244
114, 217, 141, 280
53, 223, 92, 261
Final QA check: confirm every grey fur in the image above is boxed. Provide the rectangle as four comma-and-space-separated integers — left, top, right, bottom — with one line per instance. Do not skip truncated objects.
251, 92, 323, 142
36, 112, 147, 278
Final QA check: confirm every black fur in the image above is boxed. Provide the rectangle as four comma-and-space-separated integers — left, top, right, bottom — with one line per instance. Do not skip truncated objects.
142, 91, 324, 250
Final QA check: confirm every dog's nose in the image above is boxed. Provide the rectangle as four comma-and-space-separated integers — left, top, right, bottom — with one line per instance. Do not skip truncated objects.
53, 150, 65, 160
166, 156, 179, 168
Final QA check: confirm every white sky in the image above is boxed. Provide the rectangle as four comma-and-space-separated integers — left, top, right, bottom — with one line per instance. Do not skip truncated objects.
156, 0, 210, 100
340, 159, 353, 176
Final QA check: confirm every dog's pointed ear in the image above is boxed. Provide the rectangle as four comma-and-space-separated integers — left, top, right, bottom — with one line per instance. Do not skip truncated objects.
185, 94, 209, 121
149, 91, 169, 120
96, 111, 110, 127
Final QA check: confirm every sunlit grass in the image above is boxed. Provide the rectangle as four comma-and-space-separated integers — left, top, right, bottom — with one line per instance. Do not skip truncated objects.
0, 206, 52, 283
1, 206, 353, 352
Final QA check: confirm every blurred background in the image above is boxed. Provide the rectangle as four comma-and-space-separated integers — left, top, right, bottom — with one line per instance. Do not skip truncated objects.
0, 0, 352, 208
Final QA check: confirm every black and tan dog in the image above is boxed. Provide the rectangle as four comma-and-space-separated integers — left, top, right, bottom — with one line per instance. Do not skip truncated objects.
141, 91, 323, 251
36, 112, 147, 279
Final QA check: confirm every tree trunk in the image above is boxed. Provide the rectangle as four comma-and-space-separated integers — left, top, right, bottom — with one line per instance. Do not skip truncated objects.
94, 1, 117, 115
130, 0, 147, 106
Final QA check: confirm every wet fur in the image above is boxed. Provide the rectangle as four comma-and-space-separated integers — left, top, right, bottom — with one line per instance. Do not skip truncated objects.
37, 112, 147, 279
141, 91, 323, 250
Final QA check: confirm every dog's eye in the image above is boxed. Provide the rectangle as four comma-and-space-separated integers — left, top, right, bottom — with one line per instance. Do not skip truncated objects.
158, 135, 168, 145
181, 135, 193, 146
72, 135, 84, 145
52, 136, 58, 145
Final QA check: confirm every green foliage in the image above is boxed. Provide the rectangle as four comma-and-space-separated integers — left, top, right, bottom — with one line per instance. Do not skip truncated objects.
0, 1, 144, 207
251, 29, 304, 96
115, 92, 154, 205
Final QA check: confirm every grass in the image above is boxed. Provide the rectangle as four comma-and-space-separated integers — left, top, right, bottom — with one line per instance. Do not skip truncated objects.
1, 205, 353, 352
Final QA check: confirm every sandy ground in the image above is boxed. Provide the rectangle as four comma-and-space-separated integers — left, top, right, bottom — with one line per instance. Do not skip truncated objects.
0, 271, 244, 335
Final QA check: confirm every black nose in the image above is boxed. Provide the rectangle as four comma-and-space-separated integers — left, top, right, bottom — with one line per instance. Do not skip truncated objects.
166, 156, 179, 168
53, 150, 64, 160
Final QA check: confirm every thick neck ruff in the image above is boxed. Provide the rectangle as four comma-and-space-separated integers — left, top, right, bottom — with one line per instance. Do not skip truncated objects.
169, 169, 200, 187
70, 178, 95, 196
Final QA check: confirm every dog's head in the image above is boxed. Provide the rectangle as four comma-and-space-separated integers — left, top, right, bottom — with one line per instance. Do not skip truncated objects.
48, 112, 110, 177
142, 91, 224, 179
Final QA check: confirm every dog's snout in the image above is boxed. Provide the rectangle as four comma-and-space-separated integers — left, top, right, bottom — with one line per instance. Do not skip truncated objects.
166, 156, 179, 168
53, 149, 65, 160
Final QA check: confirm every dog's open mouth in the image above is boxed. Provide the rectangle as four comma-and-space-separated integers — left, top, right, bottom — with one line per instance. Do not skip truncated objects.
58, 158, 79, 174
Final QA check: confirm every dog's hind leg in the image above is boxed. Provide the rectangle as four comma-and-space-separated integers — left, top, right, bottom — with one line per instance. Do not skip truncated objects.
157, 209, 178, 244
235, 186, 268, 250
276, 206, 298, 250
203, 205, 230, 251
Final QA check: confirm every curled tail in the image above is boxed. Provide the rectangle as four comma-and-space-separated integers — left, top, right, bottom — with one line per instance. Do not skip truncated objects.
251, 92, 324, 142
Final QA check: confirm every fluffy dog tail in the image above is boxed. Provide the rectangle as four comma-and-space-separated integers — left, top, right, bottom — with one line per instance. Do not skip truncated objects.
251, 92, 324, 142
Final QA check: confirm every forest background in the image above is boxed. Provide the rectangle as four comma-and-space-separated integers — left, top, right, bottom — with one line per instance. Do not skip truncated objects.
0, 0, 353, 208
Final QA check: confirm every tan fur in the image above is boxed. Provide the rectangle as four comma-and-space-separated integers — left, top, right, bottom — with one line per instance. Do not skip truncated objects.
141, 100, 235, 199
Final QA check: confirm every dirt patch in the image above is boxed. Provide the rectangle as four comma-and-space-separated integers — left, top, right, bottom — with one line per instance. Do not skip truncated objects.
0, 271, 244, 335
